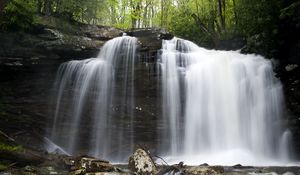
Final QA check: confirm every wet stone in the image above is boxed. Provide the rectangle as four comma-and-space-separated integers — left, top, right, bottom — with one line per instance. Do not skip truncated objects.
128, 149, 157, 175
80, 158, 114, 173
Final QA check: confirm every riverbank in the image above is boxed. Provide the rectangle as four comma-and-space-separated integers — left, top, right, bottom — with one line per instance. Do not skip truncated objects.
0, 144, 299, 175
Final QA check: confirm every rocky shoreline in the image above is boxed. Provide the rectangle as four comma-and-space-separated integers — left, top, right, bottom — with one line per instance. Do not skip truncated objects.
1, 132, 300, 175
0, 128, 299, 175
0, 146, 299, 175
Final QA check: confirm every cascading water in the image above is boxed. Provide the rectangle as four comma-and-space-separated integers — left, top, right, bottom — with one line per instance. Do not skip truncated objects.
159, 37, 292, 165
49, 36, 137, 161
49, 34, 294, 165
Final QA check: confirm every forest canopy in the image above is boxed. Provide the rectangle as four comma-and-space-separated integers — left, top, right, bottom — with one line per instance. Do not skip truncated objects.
0, 0, 299, 56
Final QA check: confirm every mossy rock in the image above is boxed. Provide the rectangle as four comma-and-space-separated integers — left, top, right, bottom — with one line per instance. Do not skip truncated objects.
0, 142, 23, 152
0, 163, 9, 171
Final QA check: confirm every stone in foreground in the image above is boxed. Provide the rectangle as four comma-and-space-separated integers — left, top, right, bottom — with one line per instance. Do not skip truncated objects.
128, 148, 157, 175
80, 157, 115, 173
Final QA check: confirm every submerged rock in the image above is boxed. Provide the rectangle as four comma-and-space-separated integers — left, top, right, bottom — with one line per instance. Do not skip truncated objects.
128, 148, 157, 175
184, 166, 224, 175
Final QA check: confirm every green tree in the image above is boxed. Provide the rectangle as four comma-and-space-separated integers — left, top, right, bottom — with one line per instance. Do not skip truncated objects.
0, 0, 37, 30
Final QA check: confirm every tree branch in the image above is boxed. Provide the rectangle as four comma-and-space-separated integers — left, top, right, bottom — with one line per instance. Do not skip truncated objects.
191, 13, 210, 35
191, 13, 219, 47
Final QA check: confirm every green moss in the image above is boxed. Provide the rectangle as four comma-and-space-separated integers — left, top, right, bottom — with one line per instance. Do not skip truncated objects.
0, 142, 23, 152
0, 163, 9, 171
33, 15, 80, 34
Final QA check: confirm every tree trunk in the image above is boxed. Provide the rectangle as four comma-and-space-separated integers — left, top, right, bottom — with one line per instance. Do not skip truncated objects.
223, 0, 226, 29
160, 0, 164, 27
121, 6, 126, 23
136, 3, 141, 28
191, 14, 210, 34
81, 7, 84, 23
150, 5, 154, 27
36, 0, 43, 13
217, 0, 225, 30
232, 0, 238, 25
110, 5, 116, 24
143, 2, 149, 27
44, 0, 52, 16
0, 149, 48, 165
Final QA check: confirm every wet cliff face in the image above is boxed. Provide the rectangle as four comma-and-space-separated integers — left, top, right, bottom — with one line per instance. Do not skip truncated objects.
0, 24, 124, 140
0, 26, 171, 152
278, 65, 300, 157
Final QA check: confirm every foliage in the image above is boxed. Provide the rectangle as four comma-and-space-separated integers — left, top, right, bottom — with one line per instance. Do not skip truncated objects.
168, 7, 210, 45
0, 142, 23, 152
0, 163, 9, 171
0, 0, 37, 30
0, 0, 299, 56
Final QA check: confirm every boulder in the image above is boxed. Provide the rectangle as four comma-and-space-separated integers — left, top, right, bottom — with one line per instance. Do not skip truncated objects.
80, 157, 114, 173
128, 148, 157, 175
81, 25, 123, 40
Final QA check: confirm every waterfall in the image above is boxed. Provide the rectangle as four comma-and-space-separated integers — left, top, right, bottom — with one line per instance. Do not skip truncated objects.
49, 36, 137, 161
49, 35, 293, 165
159, 37, 291, 165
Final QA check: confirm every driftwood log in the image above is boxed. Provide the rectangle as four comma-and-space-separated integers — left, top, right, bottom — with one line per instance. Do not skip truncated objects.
0, 149, 48, 165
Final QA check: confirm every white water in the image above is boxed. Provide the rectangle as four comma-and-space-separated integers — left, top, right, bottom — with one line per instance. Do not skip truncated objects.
49, 36, 137, 161
44, 137, 70, 155
159, 37, 292, 166
49, 35, 294, 166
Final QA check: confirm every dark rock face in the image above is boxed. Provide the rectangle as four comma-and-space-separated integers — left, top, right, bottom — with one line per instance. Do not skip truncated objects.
0, 23, 124, 148
0, 23, 122, 150
277, 64, 300, 158
128, 28, 173, 63
273, 2, 300, 156
0, 25, 123, 67
276, 5, 300, 152
0, 26, 169, 154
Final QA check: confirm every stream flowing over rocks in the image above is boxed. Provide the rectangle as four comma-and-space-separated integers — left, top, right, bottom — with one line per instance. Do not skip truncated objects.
0, 19, 300, 174
0, 147, 300, 175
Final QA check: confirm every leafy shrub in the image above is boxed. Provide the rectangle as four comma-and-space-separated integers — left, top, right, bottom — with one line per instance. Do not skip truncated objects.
0, 0, 36, 31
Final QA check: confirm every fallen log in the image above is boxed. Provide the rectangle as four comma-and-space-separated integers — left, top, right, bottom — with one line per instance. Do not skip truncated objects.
0, 149, 48, 166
